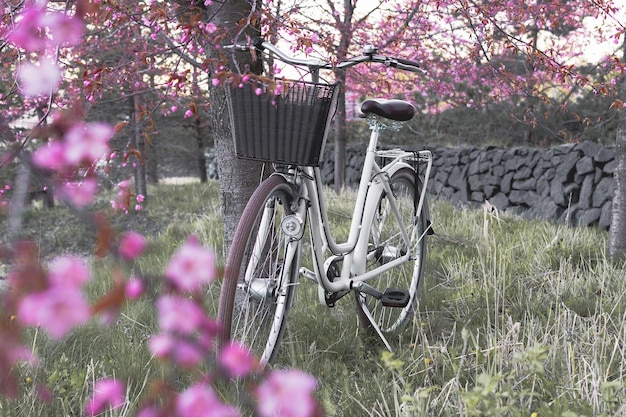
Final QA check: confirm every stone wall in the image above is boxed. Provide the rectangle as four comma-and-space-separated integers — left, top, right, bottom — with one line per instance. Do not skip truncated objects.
319, 142, 616, 230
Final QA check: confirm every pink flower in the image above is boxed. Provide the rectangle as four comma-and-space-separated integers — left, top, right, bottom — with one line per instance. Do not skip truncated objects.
85, 378, 125, 416
149, 333, 175, 358
63, 122, 113, 165
255, 370, 318, 417
176, 383, 240, 417
165, 238, 216, 292
7, 7, 48, 51
18, 57, 62, 97
118, 231, 147, 260
211, 78, 220, 87
156, 295, 207, 335
184, 109, 194, 118
41, 11, 85, 48
17, 286, 91, 339
8, 7, 84, 51
219, 342, 257, 378
47, 255, 91, 287
255, 87, 263, 96
125, 278, 144, 299
57, 179, 99, 207
205, 22, 217, 33
32, 141, 66, 170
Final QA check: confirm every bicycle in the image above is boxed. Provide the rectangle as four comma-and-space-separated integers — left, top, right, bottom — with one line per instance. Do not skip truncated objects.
218, 38, 433, 365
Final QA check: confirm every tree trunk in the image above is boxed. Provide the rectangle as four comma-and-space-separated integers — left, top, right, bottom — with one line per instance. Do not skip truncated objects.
609, 44, 626, 257
131, 94, 148, 200
206, 1, 263, 255
333, 70, 347, 192
195, 114, 208, 183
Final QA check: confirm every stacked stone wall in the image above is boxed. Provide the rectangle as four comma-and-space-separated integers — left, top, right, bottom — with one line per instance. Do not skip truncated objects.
320, 142, 615, 230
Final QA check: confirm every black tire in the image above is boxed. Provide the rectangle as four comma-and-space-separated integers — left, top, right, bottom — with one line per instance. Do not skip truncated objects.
218, 175, 300, 365
355, 167, 429, 336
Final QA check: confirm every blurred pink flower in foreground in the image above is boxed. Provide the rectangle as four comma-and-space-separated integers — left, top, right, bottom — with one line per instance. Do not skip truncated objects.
8, 6, 84, 51
57, 179, 99, 207
17, 286, 91, 339
177, 383, 240, 417
17, 255, 92, 339
255, 370, 318, 417
118, 231, 147, 260
85, 378, 125, 416
32, 122, 113, 171
63, 122, 113, 165
156, 295, 208, 335
219, 342, 257, 378
17, 57, 62, 97
165, 238, 216, 292
47, 255, 91, 287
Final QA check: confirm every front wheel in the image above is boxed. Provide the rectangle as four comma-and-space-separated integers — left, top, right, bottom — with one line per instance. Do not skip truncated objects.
218, 175, 301, 365
356, 167, 429, 337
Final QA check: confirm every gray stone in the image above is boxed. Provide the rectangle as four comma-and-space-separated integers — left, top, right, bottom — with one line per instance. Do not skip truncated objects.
592, 176, 613, 208
578, 141, 602, 158
555, 151, 580, 181
470, 191, 485, 202
576, 208, 602, 227
512, 178, 537, 191
599, 201, 612, 230
578, 174, 594, 209
484, 184, 499, 199
489, 192, 509, 210
595, 147, 614, 164
529, 198, 562, 221
550, 179, 566, 206
537, 178, 550, 197
604, 159, 616, 175
509, 190, 541, 207
513, 166, 533, 180
501, 172, 514, 194
575, 156, 594, 176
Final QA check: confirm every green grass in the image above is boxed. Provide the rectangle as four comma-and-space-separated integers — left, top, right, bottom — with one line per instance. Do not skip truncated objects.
1, 181, 626, 416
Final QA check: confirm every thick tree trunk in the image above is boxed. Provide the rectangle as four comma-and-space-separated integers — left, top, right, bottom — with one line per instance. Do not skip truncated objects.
610, 81, 626, 258
206, 1, 263, 255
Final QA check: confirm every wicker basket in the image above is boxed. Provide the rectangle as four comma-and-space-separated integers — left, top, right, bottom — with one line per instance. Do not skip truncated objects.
225, 79, 340, 167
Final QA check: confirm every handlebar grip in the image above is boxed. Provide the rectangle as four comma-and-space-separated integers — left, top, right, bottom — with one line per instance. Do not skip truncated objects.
396, 57, 421, 68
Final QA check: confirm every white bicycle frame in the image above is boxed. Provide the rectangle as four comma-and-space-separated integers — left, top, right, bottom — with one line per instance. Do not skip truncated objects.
276, 118, 432, 303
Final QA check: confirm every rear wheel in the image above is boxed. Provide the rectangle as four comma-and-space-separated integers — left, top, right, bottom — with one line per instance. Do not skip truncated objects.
218, 175, 301, 365
356, 168, 429, 336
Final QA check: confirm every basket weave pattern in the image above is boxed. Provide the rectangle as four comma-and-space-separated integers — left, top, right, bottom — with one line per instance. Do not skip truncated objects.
226, 79, 339, 167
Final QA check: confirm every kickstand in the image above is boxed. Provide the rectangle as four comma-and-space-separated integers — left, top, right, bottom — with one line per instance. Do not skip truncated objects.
358, 295, 393, 352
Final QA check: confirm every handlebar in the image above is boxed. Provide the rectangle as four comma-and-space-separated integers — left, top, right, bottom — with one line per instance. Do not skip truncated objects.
226, 37, 426, 75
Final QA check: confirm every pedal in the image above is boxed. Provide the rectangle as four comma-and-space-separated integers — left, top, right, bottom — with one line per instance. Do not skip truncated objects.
380, 288, 410, 307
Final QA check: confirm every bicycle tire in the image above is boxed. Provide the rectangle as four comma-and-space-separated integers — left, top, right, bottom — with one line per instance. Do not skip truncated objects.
217, 175, 301, 365
355, 167, 429, 336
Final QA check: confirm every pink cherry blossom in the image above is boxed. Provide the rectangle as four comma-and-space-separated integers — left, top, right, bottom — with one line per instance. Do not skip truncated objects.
118, 231, 147, 260
17, 286, 91, 339
57, 179, 99, 207
125, 278, 144, 299
47, 255, 91, 287
32, 141, 66, 170
7, 7, 48, 51
255, 370, 318, 417
219, 342, 257, 378
165, 238, 216, 292
63, 122, 113, 165
176, 383, 240, 417
8, 7, 84, 51
41, 11, 85, 47
156, 295, 208, 335
85, 378, 125, 416
17, 57, 62, 97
